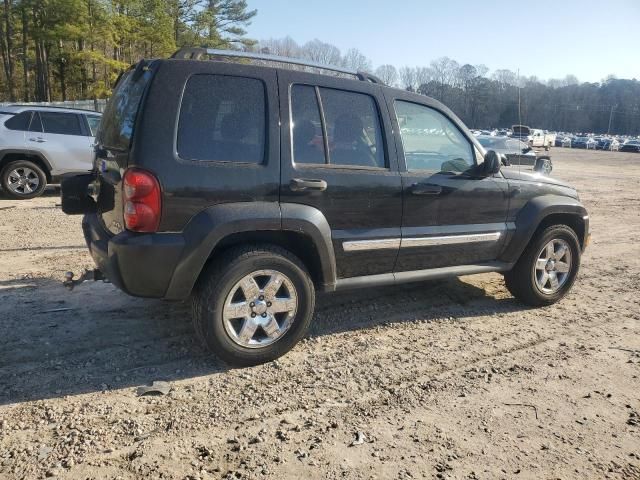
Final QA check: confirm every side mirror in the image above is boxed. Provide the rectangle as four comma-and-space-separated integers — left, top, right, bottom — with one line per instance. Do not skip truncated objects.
482, 150, 501, 176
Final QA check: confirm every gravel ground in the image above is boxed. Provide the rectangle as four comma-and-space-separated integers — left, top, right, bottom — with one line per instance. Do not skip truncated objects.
0, 148, 639, 480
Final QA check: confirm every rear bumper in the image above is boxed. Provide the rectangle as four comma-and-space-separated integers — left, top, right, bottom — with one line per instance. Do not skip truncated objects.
82, 213, 185, 298
582, 215, 591, 252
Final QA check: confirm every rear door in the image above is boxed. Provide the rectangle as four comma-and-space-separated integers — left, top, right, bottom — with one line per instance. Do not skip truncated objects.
278, 70, 402, 279
30, 111, 93, 174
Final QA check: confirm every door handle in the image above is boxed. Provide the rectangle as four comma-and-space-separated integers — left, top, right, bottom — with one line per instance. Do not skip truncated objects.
410, 183, 442, 195
28, 137, 46, 143
290, 178, 328, 192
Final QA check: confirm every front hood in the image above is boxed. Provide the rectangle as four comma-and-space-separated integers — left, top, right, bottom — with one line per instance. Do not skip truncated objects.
501, 168, 576, 191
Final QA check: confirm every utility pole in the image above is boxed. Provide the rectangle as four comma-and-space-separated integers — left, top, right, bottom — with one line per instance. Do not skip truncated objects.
607, 104, 616, 135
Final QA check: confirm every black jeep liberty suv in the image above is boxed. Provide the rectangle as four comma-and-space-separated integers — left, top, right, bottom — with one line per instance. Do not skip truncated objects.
62, 48, 590, 366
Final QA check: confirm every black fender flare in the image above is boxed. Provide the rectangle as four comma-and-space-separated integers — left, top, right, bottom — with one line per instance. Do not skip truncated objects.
164, 202, 336, 300
280, 202, 337, 291
499, 195, 588, 264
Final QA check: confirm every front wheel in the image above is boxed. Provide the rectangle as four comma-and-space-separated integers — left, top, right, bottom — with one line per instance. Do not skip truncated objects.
1, 160, 47, 199
504, 225, 581, 306
192, 245, 315, 366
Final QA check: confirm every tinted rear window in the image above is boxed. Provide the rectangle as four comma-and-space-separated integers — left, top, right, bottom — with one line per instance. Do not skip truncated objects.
99, 67, 152, 150
290, 85, 327, 164
4, 111, 31, 131
320, 88, 386, 168
177, 74, 266, 164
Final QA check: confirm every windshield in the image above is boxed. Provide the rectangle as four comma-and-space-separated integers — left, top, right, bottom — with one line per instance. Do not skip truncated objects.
512, 126, 530, 136
477, 137, 503, 149
477, 137, 493, 147
99, 65, 153, 151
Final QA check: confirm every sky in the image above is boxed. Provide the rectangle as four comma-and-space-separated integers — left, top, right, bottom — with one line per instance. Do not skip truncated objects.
244, 0, 640, 83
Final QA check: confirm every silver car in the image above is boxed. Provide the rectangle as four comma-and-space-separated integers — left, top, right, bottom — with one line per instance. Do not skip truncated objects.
0, 105, 101, 199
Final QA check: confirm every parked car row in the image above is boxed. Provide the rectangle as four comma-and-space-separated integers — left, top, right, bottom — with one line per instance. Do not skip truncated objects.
472, 127, 639, 153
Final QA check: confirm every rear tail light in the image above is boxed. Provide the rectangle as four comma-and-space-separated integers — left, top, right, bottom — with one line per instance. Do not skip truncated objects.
122, 168, 161, 232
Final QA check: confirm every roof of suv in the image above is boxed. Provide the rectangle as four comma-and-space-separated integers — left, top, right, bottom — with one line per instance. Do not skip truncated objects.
169, 47, 385, 85
0, 104, 101, 116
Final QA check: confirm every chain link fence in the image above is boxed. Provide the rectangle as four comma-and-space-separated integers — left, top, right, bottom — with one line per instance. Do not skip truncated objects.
0, 99, 108, 112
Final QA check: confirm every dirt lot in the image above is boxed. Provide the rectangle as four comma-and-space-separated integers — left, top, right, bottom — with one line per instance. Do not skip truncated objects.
0, 148, 639, 480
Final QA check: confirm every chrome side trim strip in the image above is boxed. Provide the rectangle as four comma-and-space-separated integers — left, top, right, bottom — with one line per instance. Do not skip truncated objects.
342, 232, 502, 252
334, 262, 513, 290
343, 238, 401, 252
401, 232, 502, 248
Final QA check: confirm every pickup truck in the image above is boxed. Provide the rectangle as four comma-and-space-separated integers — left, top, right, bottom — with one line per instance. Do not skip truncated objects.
512, 125, 556, 150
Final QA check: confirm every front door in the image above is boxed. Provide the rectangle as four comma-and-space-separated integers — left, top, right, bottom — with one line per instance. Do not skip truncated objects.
387, 96, 510, 272
278, 70, 402, 279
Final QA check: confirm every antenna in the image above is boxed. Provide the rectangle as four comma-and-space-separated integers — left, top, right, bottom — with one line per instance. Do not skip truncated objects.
517, 68, 522, 174
607, 104, 616, 135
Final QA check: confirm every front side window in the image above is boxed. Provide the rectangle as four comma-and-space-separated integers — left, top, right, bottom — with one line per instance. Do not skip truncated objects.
40, 112, 82, 136
290, 85, 326, 165
4, 111, 32, 131
177, 74, 266, 164
320, 88, 386, 168
395, 101, 474, 173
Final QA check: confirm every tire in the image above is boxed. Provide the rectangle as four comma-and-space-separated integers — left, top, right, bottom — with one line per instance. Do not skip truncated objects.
504, 225, 581, 307
191, 244, 315, 366
1, 160, 47, 199
534, 157, 552, 175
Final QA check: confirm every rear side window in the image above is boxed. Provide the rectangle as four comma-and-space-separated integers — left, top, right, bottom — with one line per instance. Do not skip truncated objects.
177, 74, 266, 164
86, 115, 101, 136
29, 112, 43, 132
40, 112, 82, 136
4, 111, 32, 131
291, 85, 326, 164
100, 67, 152, 150
320, 88, 385, 168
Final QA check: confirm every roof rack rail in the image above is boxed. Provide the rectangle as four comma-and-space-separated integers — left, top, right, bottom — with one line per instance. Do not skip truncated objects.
170, 47, 385, 85
5, 103, 98, 113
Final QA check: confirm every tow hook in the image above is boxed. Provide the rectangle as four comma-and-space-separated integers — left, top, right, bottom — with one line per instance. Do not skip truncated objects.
64, 269, 107, 291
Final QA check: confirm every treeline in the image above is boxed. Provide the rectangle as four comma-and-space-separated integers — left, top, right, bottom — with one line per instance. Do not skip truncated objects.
1, 16, 638, 135
0, 0, 256, 103
257, 37, 640, 135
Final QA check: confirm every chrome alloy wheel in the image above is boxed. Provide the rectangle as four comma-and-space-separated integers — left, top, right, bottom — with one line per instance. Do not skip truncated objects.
534, 239, 572, 294
7, 167, 39, 195
222, 269, 298, 348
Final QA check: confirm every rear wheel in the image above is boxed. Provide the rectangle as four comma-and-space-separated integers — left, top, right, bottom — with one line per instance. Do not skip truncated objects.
504, 225, 581, 306
192, 245, 315, 366
534, 157, 552, 175
1, 160, 47, 199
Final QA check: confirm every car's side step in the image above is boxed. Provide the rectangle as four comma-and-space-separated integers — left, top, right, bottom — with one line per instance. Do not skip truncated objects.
334, 262, 513, 291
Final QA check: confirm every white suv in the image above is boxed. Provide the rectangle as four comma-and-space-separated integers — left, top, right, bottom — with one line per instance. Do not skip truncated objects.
0, 105, 101, 199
